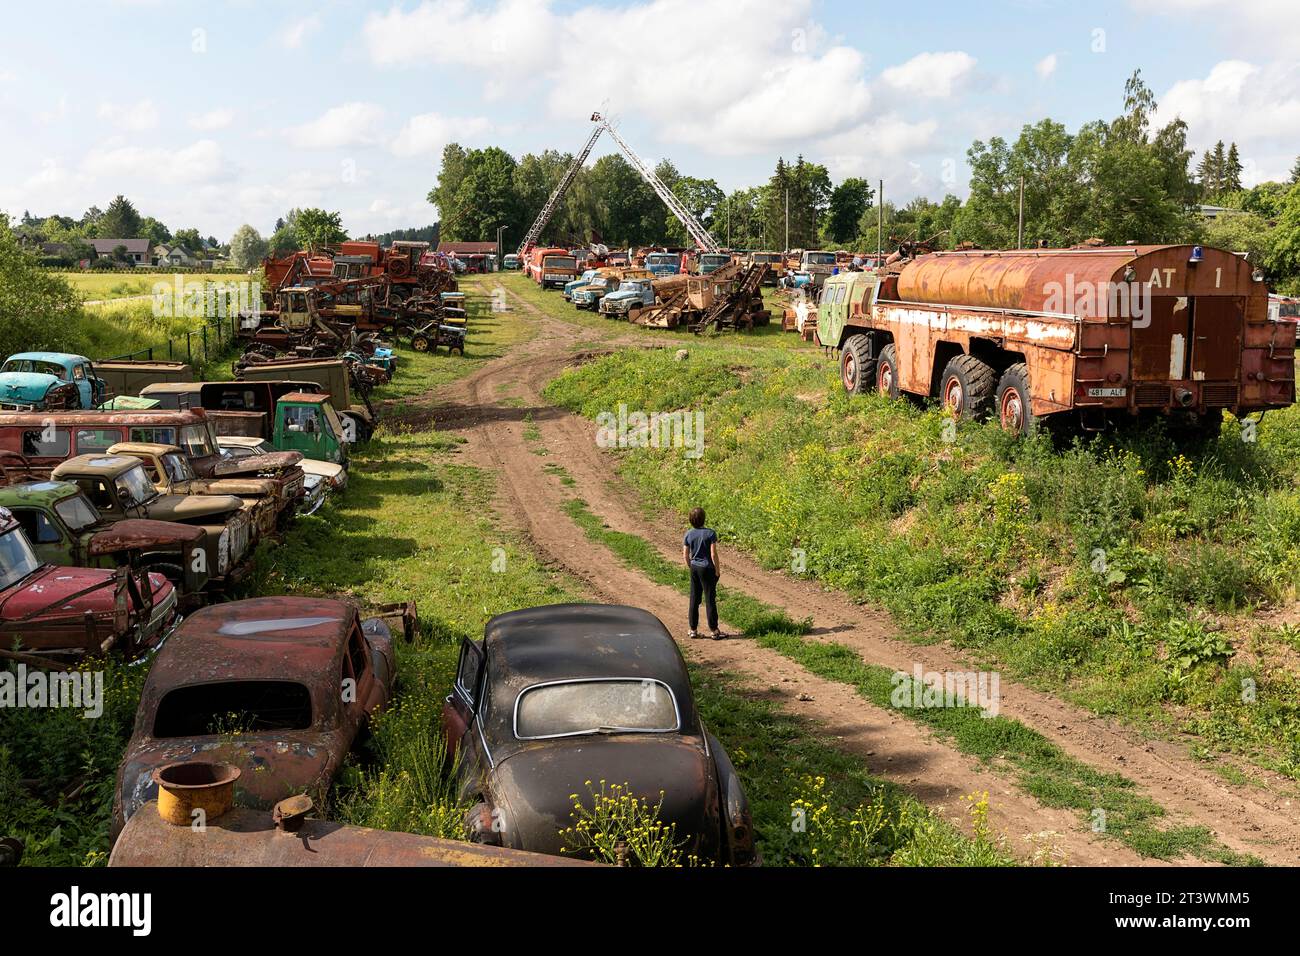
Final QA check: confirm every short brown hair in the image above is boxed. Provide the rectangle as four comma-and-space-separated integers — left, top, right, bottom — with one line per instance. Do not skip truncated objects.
689, 507, 706, 528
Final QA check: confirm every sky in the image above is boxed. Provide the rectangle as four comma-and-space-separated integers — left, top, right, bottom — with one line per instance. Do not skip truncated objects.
0, 0, 1296, 241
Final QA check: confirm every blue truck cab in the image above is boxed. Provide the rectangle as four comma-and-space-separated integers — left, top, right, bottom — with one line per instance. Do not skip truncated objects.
599, 277, 657, 318
563, 269, 600, 301
644, 252, 683, 277
0, 352, 106, 410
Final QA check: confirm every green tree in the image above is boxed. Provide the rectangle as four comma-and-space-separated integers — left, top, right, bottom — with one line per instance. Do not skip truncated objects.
0, 217, 87, 357
229, 224, 268, 270
430, 144, 471, 240
823, 177, 873, 245
172, 228, 204, 252
268, 210, 301, 254
138, 216, 170, 246
293, 209, 346, 251
665, 175, 724, 246
95, 195, 142, 239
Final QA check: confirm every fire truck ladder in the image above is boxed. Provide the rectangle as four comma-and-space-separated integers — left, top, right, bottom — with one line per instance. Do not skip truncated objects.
517, 112, 721, 258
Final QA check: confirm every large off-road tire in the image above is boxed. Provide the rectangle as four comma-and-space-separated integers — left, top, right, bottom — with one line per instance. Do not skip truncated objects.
876, 343, 900, 399
411, 332, 431, 352
995, 363, 1038, 436
939, 355, 997, 420
840, 335, 875, 394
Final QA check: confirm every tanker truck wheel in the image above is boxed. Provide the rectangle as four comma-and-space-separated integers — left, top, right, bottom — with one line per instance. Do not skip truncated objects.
876, 344, 900, 399
940, 355, 997, 420
995, 363, 1038, 437
840, 335, 876, 394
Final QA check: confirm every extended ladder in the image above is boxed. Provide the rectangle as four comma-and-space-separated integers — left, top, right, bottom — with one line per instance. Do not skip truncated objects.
516, 112, 721, 259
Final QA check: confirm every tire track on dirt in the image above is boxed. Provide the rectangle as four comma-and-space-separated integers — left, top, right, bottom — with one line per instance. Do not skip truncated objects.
424, 290, 1154, 866
476, 283, 1300, 866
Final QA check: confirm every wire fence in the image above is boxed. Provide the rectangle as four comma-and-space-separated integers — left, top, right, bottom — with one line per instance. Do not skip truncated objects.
100, 313, 242, 372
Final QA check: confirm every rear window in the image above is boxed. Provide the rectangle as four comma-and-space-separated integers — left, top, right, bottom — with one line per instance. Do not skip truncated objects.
152, 681, 313, 737
515, 679, 678, 739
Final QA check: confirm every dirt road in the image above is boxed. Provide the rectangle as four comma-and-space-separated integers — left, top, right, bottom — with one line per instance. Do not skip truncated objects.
408, 281, 1300, 866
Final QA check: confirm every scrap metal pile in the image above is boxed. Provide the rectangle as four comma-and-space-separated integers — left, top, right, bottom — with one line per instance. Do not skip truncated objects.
622, 261, 770, 333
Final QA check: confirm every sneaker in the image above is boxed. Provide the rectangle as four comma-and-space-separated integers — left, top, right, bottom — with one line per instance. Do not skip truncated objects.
710, 631, 724, 641
687, 629, 700, 639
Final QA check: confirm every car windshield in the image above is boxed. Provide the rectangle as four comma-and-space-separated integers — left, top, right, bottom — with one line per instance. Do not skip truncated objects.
647, 255, 676, 265
544, 256, 577, 270
515, 679, 678, 739
806, 252, 836, 264
180, 423, 217, 458
115, 465, 158, 506
0, 527, 42, 590
162, 453, 194, 482
152, 680, 314, 737
2, 359, 65, 378
53, 493, 100, 532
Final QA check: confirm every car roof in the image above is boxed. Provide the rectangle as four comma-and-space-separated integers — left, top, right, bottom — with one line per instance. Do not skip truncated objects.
482, 603, 694, 721
148, 596, 355, 691
6, 352, 87, 364
0, 480, 83, 506
52, 454, 144, 478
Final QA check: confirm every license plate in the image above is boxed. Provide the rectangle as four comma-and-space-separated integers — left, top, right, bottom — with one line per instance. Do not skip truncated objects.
1087, 387, 1127, 397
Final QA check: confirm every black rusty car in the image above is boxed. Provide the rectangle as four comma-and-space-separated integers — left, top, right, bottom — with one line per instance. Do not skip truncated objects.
441, 603, 756, 865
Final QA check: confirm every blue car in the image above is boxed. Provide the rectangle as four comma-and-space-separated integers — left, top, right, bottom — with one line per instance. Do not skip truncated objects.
563, 269, 600, 301
0, 352, 105, 410
599, 278, 656, 318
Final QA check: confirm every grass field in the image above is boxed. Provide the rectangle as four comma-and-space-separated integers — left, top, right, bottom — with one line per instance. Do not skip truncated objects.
59, 271, 239, 301
533, 274, 1300, 788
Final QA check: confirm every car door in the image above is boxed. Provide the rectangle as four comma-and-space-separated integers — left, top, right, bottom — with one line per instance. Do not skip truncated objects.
11, 507, 65, 567
442, 638, 484, 765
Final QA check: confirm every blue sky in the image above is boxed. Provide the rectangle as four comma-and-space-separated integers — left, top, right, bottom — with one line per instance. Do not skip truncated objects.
0, 0, 1295, 240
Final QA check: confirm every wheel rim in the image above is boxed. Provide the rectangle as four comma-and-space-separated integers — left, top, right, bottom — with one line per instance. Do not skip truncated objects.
1000, 388, 1024, 432
843, 353, 857, 389
879, 361, 893, 395
943, 376, 964, 416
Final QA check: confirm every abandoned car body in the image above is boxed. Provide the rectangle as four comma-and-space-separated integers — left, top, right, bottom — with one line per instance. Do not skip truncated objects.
442, 603, 756, 865
111, 596, 396, 840
0, 505, 178, 659
0, 352, 105, 411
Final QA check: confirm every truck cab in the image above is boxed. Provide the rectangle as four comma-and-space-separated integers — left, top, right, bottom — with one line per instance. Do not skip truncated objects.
697, 253, 732, 275
563, 269, 600, 301
645, 252, 684, 277
800, 250, 837, 288
599, 277, 657, 318
0, 352, 105, 410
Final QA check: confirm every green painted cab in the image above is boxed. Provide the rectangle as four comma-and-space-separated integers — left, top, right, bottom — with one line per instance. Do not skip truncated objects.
816, 271, 880, 348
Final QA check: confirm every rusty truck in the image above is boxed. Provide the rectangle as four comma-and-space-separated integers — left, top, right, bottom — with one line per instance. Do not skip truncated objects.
817, 244, 1295, 436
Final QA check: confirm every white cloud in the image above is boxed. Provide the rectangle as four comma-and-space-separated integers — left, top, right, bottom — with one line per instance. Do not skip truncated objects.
281, 15, 322, 50
391, 112, 492, 157
880, 52, 977, 99
97, 98, 160, 131
1035, 54, 1058, 80
365, 0, 556, 80
82, 139, 230, 185
1155, 59, 1300, 182
188, 108, 235, 131
1135, 0, 1300, 54
285, 102, 386, 149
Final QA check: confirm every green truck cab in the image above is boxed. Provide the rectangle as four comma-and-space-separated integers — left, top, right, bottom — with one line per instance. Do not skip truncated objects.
141, 381, 350, 467
815, 271, 885, 390
0, 480, 211, 608
235, 359, 375, 444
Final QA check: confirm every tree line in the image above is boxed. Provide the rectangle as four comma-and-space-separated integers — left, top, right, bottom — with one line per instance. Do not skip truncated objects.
15, 196, 218, 267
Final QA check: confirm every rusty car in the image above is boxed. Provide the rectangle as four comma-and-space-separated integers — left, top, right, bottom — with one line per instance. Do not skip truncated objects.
110, 596, 396, 841
442, 603, 756, 865
0, 504, 178, 660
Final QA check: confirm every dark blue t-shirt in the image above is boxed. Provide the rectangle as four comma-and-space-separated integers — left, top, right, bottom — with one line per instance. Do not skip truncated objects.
684, 527, 717, 569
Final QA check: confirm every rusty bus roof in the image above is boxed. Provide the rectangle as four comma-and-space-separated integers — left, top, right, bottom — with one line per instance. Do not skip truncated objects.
0, 408, 210, 427
149, 596, 356, 689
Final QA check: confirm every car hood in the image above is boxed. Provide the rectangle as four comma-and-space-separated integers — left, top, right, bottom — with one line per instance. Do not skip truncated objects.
144, 493, 243, 522
117, 734, 337, 826
489, 734, 715, 858
0, 564, 118, 619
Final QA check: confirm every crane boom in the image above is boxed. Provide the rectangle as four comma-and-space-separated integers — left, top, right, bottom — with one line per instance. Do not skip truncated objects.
516, 112, 721, 259
517, 117, 604, 258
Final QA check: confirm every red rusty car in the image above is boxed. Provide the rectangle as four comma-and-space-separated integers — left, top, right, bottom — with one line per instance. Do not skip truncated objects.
0, 505, 178, 660
110, 596, 396, 840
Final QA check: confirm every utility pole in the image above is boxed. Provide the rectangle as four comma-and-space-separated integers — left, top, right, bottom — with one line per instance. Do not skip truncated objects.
784, 189, 789, 252
877, 179, 884, 263
496, 224, 506, 266
1017, 175, 1025, 249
